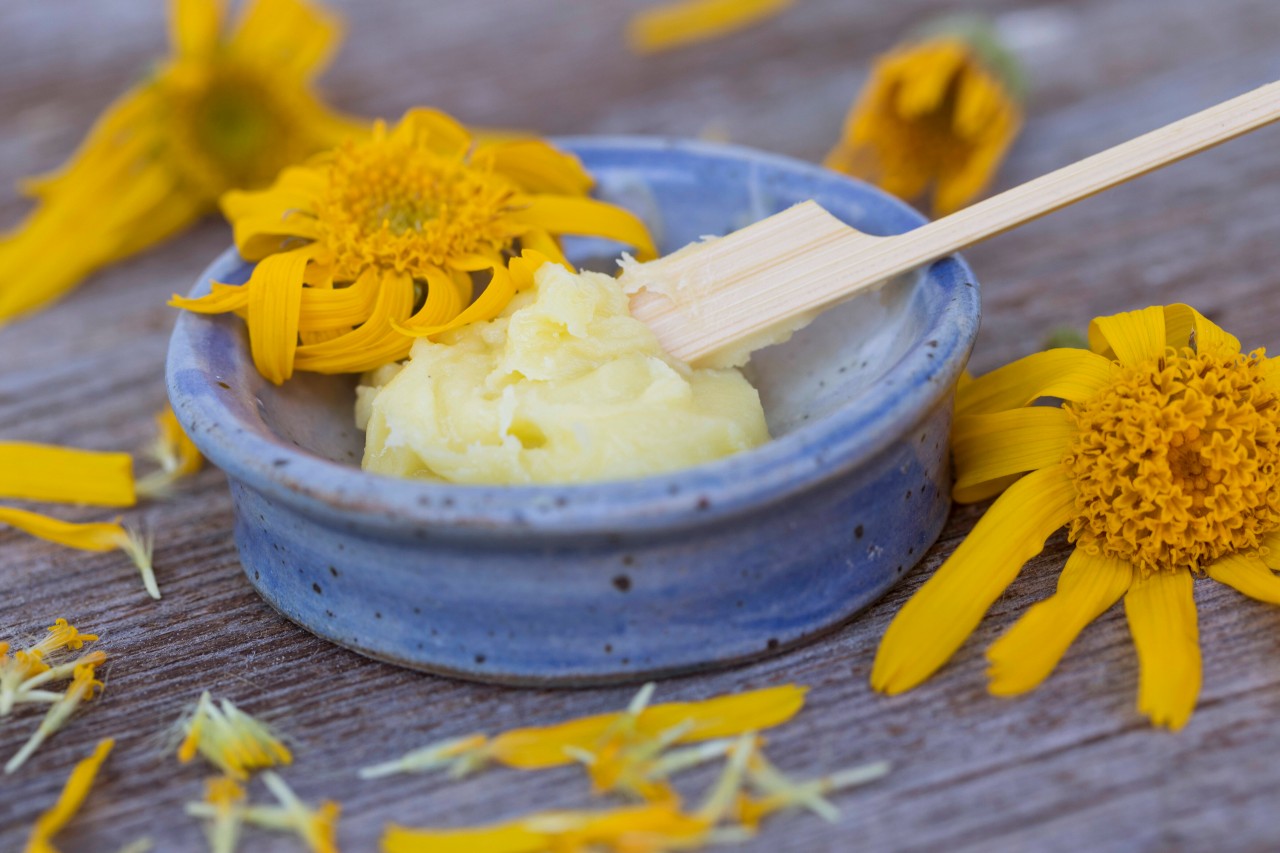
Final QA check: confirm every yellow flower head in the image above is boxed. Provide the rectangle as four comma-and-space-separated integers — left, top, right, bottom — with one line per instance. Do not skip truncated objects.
177, 691, 292, 780
173, 108, 656, 384
872, 304, 1280, 730
824, 18, 1023, 216
25, 738, 114, 853
0, 0, 360, 323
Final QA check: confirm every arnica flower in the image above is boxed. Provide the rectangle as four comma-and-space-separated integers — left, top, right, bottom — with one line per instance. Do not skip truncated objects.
359, 683, 806, 790
626, 0, 794, 55
7, 661, 106, 774
824, 17, 1023, 216
177, 691, 292, 780
172, 109, 656, 384
0, 619, 103, 718
24, 738, 114, 853
872, 304, 1280, 730
0, 0, 361, 324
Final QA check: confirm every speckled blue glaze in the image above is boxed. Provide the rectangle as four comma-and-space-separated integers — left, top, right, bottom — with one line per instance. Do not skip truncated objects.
166, 137, 980, 686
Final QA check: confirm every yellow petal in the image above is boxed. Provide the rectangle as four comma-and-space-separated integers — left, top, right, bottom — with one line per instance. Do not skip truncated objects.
382, 822, 546, 853
1087, 306, 1168, 366
893, 40, 968, 120
1162, 303, 1241, 357
393, 108, 473, 160
0, 508, 128, 552
170, 0, 225, 60
625, 0, 793, 55
25, 738, 114, 853
490, 684, 806, 769
934, 95, 1020, 216
951, 408, 1074, 503
0, 443, 135, 507
954, 348, 1115, 416
297, 266, 380, 331
246, 247, 313, 384
871, 466, 1077, 694
1124, 570, 1200, 730
1207, 552, 1280, 604
986, 550, 1132, 695
229, 0, 341, 81
509, 196, 657, 261
473, 140, 594, 197
294, 269, 415, 374
171, 281, 253, 315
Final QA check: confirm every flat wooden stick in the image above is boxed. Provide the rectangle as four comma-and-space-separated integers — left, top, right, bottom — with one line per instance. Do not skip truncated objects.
628, 80, 1280, 366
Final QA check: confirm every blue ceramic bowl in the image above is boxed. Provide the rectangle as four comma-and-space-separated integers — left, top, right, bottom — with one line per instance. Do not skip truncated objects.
166, 137, 980, 686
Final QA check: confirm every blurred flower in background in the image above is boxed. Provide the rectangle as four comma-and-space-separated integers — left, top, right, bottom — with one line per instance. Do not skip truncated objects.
0, 0, 363, 324
825, 16, 1024, 216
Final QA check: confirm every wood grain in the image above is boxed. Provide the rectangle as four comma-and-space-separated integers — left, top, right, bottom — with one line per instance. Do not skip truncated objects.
4, 1, 1280, 850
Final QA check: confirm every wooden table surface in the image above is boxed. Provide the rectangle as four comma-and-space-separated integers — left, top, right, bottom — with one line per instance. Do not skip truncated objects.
4, 1, 1280, 850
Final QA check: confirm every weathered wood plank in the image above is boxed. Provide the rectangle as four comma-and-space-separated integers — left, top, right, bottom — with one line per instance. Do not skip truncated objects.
4, 0, 1280, 850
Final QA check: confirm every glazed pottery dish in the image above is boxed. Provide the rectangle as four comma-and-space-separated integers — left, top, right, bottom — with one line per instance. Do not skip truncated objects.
166, 137, 981, 686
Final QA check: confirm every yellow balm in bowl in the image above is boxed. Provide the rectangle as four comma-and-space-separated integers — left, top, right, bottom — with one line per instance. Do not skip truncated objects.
357, 263, 769, 484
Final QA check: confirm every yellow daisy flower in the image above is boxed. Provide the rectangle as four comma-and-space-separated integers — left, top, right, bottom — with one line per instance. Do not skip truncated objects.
872, 304, 1280, 730
824, 18, 1023, 216
0, 0, 361, 324
24, 738, 115, 853
626, 0, 795, 55
174, 109, 655, 384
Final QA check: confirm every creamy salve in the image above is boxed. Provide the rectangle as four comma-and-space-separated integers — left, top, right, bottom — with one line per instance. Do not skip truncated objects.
356, 262, 769, 485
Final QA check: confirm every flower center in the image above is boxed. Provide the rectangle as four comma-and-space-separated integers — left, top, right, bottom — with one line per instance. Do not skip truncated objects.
168, 68, 300, 198
1064, 347, 1280, 574
313, 133, 520, 281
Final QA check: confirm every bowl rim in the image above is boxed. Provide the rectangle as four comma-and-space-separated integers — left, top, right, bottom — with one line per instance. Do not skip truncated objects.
166, 135, 980, 537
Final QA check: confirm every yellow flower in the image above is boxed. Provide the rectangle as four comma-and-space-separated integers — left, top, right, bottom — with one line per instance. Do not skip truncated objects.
136, 405, 204, 498
824, 19, 1023, 216
871, 304, 1280, 730
0, 0, 361, 324
7, 661, 106, 774
177, 691, 293, 780
172, 109, 656, 384
626, 0, 794, 55
359, 683, 807, 787
24, 738, 114, 853
0, 619, 104, 717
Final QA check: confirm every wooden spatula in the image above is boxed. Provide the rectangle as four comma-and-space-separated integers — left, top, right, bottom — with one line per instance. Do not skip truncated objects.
626, 81, 1280, 367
